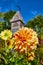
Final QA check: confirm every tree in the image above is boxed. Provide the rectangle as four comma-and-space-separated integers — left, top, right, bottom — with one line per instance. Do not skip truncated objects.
3, 10, 16, 29
0, 10, 16, 32
26, 15, 43, 38
0, 22, 6, 32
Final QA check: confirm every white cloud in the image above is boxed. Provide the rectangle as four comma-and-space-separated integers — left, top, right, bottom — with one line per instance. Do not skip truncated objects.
31, 11, 37, 15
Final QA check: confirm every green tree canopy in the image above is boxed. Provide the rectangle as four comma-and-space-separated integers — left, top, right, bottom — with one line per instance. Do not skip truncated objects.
3, 10, 16, 29
3, 10, 16, 22
0, 10, 16, 32
26, 15, 43, 38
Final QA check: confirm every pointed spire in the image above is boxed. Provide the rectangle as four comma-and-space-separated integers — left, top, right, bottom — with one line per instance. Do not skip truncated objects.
10, 11, 24, 23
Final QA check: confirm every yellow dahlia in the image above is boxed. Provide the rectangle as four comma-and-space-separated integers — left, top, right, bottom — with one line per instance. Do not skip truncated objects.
13, 27, 38, 53
27, 56, 34, 61
7, 38, 14, 49
0, 30, 12, 40
27, 52, 35, 61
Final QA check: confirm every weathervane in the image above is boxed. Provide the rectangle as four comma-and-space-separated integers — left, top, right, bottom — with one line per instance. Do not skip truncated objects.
15, 0, 21, 12
16, 4, 21, 12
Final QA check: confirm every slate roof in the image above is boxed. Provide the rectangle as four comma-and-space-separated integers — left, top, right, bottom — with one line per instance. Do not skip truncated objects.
10, 11, 24, 24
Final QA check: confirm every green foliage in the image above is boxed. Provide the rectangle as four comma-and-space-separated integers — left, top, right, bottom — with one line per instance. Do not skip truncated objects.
26, 15, 43, 38
0, 50, 28, 65
0, 22, 6, 33
0, 37, 28, 65
0, 13, 43, 65
3, 10, 16, 29
0, 12, 4, 18
0, 38, 39, 65
4, 10, 16, 22
0, 10, 16, 32
0, 38, 43, 65
34, 44, 43, 65
26, 15, 43, 28
0, 38, 5, 51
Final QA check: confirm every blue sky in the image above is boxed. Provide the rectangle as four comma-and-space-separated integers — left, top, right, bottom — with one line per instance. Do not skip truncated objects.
0, 0, 43, 24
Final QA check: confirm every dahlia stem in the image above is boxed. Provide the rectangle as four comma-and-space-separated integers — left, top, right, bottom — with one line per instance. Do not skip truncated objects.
5, 40, 7, 48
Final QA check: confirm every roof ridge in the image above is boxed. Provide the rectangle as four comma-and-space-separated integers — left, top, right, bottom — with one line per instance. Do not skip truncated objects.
10, 11, 24, 23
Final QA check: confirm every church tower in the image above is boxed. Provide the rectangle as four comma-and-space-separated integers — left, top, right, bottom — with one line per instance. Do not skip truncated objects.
10, 11, 24, 34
